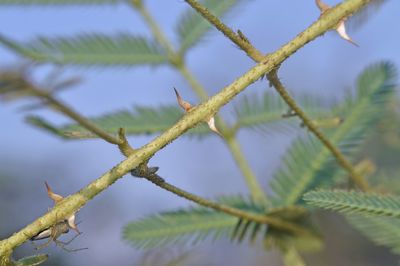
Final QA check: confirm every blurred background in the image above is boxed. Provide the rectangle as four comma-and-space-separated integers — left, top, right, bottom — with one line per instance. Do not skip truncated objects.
1, 0, 400, 265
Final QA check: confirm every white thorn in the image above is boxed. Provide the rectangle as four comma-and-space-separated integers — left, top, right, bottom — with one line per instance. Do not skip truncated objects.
336, 20, 359, 47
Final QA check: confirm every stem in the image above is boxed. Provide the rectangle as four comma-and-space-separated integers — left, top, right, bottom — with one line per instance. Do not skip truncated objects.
144, 174, 311, 236
184, 0, 372, 191
132, 0, 268, 204
0, 0, 371, 259
27, 86, 122, 145
267, 70, 371, 191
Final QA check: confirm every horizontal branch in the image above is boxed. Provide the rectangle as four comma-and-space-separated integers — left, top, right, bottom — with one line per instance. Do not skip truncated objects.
0, 0, 371, 259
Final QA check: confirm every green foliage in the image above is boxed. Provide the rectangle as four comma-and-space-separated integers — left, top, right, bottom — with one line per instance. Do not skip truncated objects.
346, 214, 400, 254
124, 196, 322, 252
233, 91, 328, 133
0, 34, 168, 66
269, 62, 397, 205
26, 105, 211, 138
304, 190, 400, 217
176, 0, 245, 53
13, 254, 48, 266
123, 196, 260, 249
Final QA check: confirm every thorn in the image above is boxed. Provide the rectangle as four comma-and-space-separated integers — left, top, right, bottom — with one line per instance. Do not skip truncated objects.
67, 215, 80, 235
45, 182, 64, 203
207, 116, 222, 137
336, 20, 359, 47
174, 87, 192, 112
315, 0, 330, 13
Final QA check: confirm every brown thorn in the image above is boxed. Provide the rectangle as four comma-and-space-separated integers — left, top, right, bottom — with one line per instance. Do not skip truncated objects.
174, 87, 192, 112
45, 181, 63, 203
315, 0, 330, 13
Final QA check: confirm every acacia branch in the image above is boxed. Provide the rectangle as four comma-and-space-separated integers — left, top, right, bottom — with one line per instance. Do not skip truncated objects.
130, 0, 268, 203
185, 0, 372, 191
0, 0, 372, 260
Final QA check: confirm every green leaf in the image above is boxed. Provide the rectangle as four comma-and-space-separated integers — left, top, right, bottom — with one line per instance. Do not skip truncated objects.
269, 61, 397, 205
15, 254, 48, 266
123, 196, 262, 249
304, 190, 400, 217
177, 0, 245, 53
233, 91, 327, 133
346, 214, 400, 255
0, 33, 168, 66
0, 0, 125, 5
26, 105, 212, 139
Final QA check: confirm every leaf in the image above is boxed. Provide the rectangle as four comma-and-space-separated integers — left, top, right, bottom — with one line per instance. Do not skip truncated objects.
0, 33, 168, 66
15, 254, 48, 266
346, 214, 400, 255
0, 0, 125, 5
123, 196, 262, 249
26, 105, 212, 139
233, 91, 328, 133
304, 190, 400, 217
269, 62, 397, 205
177, 0, 245, 53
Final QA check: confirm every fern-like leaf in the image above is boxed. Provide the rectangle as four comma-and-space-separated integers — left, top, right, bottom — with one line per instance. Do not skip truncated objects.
0, 0, 125, 4
123, 196, 263, 249
304, 190, 400, 217
177, 0, 245, 53
26, 105, 211, 138
233, 91, 328, 133
346, 214, 400, 255
0, 33, 168, 66
270, 62, 397, 205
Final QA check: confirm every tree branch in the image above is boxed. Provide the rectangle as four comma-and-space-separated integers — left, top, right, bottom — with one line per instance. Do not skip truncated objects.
130, 0, 268, 204
184, 0, 372, 191
0, 0, 372, 260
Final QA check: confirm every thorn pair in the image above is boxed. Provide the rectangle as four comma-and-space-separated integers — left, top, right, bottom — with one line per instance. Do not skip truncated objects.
45, 182, 80, 234
174, 88, 222, 137
316, 0, 359, 47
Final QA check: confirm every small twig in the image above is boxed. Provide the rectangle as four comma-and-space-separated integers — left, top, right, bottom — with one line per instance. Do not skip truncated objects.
267, 69, 371, 191
25, 85, 122, 145
140, 171, 312, 236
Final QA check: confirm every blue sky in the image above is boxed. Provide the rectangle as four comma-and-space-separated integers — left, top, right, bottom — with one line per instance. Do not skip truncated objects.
1, 1, 399, 265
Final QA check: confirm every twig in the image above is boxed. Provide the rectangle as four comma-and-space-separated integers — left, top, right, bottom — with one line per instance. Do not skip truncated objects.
144, 173, 312, 236
0, 0, 372, 259
184, 0, 372, 191
267, 70, 371, 191
26, 85, 122, 145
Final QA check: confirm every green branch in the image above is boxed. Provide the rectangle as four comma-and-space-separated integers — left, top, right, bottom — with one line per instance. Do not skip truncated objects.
185, 0, 372, 191
267, 70, 371, 191
131, 0, 268, 204
0, 0, 372, 259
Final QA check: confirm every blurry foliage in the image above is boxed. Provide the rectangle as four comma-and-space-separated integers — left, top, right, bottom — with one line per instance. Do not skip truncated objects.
0, 0, 399, 266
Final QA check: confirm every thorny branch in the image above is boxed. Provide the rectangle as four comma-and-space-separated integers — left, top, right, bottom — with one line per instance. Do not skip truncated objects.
184, 0, 372, 191
0, 0, 374, 263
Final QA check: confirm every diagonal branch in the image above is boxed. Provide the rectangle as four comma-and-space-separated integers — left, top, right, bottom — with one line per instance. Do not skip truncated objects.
184, 0, 372, 191
130, 0, 268, 204
0, 0, 372, 260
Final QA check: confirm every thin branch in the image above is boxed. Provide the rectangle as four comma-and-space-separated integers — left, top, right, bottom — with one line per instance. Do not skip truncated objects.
267, 70, 371, 191
0, 0, 372, 259
184, 0, 372, 191
131, 0, 268, 204
26, 85, 122, 145
144, 174, 312, 236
